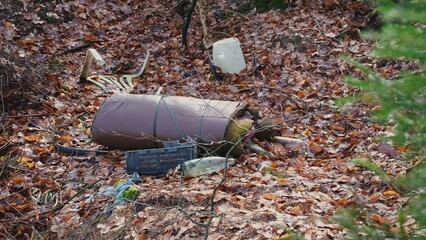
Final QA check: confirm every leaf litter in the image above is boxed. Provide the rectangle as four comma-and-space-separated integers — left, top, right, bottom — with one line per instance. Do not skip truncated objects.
0, 0, 414, 239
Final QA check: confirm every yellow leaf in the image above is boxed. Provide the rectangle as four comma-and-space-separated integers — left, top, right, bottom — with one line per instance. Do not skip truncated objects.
17, 157, 34, 168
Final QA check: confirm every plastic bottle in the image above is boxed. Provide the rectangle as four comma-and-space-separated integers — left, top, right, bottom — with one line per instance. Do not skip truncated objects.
181, 157, 235, 177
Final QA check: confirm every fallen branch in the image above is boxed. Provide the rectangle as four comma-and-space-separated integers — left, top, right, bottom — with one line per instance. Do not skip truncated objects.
196, 0, 210, 48
57, 41, 96, 56
4, 113, 46, 118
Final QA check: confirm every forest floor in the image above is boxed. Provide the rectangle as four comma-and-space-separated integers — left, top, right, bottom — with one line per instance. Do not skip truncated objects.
0, 0, 416, 239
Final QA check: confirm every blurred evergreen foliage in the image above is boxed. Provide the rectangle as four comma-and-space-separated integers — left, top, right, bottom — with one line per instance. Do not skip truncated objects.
335, 0, 426, 239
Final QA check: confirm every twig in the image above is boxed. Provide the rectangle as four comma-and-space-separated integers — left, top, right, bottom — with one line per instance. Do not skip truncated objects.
174, 136, 242, 239
182, 0, 198, 47
0, 222, 16, 240
196, 0, 210, 48
243, 84, 308, 111
0, 138, 13, 152
57, 42, 96, 56
226, 10, 250, 21
4, 113, 46, 118
310, 13, 340, 43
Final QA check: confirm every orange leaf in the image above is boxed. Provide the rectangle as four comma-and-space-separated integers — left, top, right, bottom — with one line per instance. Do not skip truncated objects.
193, 59, 202, 65
336, 198, 349, 207
297, 90, 305, 98
277, 178, 289, 184
11, 176, 27, 184
309, 142, 323, 155
243, 183, 256, 188
262, 193, 279, 201
287, 205, 303, 215
175, 90, 184, 96
396, 145, 408, 152
36, 147, 50, 155
21, 39, 36, 45
83, 35, 99, 42
371, 214, 387, 224
16, 202, 33, 210
349, 138, 358, 146
59, 135, 73, 143
330, 124, 345, 131
3, 20, 14, 28
285, 106, 293, 112
23, 133, 45, 142
383, 190, 399, 197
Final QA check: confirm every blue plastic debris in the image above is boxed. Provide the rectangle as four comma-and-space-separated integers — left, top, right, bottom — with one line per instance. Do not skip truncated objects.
125, 140, 197, 175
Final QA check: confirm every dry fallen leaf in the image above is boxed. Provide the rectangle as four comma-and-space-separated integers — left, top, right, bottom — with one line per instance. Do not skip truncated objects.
0, 1, 411, 239
17, 156, 34, 168
309, 142, 324, 155
262, 193, 279, 201
371, 214, 388, 224
286, 205, 304, 215
23, 133, 45, 142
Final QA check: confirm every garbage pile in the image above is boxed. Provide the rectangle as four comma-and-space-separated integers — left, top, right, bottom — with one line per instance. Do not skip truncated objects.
75, 38, 300, 175
89, 93, 280, 175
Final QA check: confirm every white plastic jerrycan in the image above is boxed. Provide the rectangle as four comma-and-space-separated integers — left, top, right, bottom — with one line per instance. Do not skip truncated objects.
212, 38, 246, 74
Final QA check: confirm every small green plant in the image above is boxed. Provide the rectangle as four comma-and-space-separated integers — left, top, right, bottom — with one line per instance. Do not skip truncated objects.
266, 168, 286, 178
122, 186, 138, 201
335, 0, 426, 239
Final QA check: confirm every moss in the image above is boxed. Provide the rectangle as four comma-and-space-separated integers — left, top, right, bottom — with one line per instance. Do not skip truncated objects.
122, 186, 138, 201
223, 119, 254, 156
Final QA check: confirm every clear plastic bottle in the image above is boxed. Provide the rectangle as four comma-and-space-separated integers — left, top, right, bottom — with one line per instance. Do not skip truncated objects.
181, 157, 235, 177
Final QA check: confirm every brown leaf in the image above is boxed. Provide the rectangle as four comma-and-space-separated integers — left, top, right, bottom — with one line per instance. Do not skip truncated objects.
330, 124, 345, 131
309, 142, 324, 155
286, 205, 303, 215
377, 143, 397, 157
262, 193, 279, 201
